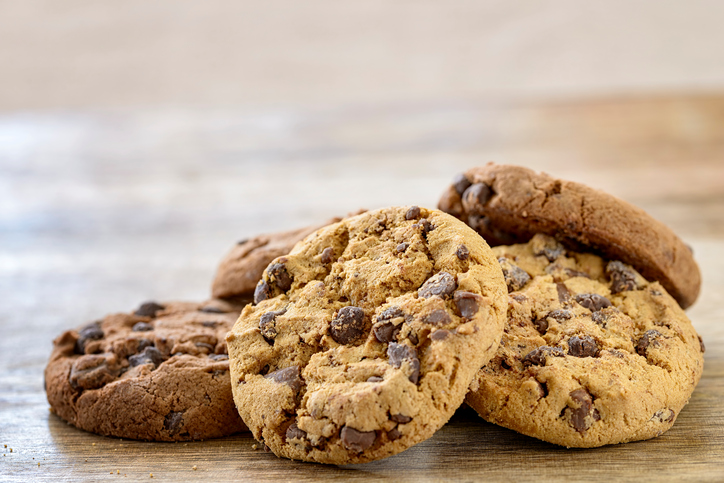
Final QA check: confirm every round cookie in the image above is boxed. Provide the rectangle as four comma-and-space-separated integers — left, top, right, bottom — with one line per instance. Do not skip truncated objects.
226, 206, 507, 464
438, 163, 701, 308
466, 234, 704, 448
45, 299, 248, 441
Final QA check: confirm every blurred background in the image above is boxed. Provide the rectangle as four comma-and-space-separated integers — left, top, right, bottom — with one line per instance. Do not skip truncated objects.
2, 0, 724, 329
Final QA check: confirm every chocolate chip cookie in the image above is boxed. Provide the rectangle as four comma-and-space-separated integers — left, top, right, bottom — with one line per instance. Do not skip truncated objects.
45, 299, 247, 441
438, 163, 701, 308
226, 206, 508, 464
466, 235, 704, 447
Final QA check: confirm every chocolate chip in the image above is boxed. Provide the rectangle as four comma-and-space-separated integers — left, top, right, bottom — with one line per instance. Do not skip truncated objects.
423, 309, 451, 326
568, 335, 599, 358
260, 309, 285, 342
461, 183, 493, 215
407, 332, 419, 345
132, 322, 153, 332
698, 335, 706, 353
606, 260, 640, 294
378, 306, 405, 322
431, 329, 451, 341
286, 422, 307, 441
535, 309, 571, 334
340, 426, 376, 452
575, 293, 612, 312
405, 206, 421, 220
533, 317, 548, 334
566, 388, 600, 433
199, 306, 226, 314
522, 346, 565, 367
134, 302, 165, 318
387, 343, 420, 384
330, 306, 366, 344
136, 339, 154, 352
321, 248, 335, 264
387, 428, 402, 441
498, 258, 531, 293
591, 310, 613, 326
268, 262, 293, 291
651, 408, 676, 423
452, 173, 472, 195
373, 322, 399, 343
456, 244, 470, 260
453, 291, 481, 318
396, 243, 409, 253
209, 354, 229, 361
556, 283, 571, 303
636, 330, 662, 356
264, 365, 304, 394
418, 271, 456, 299
69, 355, 119, 390
253, 280, 272, 305
75, 323, 104, 354
367, 376, 384, 383
532, 236, 565, 262
128, 346, 165, 368
164, 411, 184, 435
413, 218, 435, 236
390, 414, 412, 424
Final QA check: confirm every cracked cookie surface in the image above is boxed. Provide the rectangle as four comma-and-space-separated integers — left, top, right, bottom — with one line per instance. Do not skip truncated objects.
45, 299, 248, 441
466, 235, 704, 447
226, 206, 507, 464
438, 163, 701, 308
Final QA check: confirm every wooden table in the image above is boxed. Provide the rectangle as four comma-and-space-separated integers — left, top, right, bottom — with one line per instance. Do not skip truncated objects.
2, 94, 723, 481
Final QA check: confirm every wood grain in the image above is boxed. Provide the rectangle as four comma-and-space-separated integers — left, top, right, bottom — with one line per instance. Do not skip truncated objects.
1, 94, 724, 481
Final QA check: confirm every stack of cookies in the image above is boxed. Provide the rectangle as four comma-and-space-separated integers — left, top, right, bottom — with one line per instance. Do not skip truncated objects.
46, 163, 704, 464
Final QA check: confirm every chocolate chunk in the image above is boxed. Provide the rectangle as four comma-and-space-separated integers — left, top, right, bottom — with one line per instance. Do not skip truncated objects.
321, 247, 335, 264
128, 346, 165, 368
387, 428, 402, 441
253, 280, 272, 305
430, 329, 451, 341
533, 317, 548, 334
498, 258, 531, 293
75, 323, 105, 354
636, 330, 662, 356
575, 293, 612, 312
264, 365, 304, 394
260, 309, 285, 342
452, 173, 472, 195
132, 322, 153, 332
340, 426, 376, 452
522, 346, 565, 367
556, 283, 571, 303
209, 354, 229, 361
373, 322, 399, 343
454, 291, 481, 318
413, 218, 435, 236
423, 309, 451, 326
199, 306, 227, 314
134, 302, 165, 318
535, 309, 571, 334
136, 339, 154, 352
286, 422, 307, 441
566, 388, 600, 433
606, 261, 639, 294
456, 244, 470, 260
69, 355, 119, 390
390, 414, 412, 424
378, 306, 405, 322
405, 206, 421, 220
698, 335, 706, 353
387, 343, 420, 384
330, 306, 366, 344
568, 335, 599, 358
532, 236, 565, 262
418, 272, 456, 299
467, 214, 489, 233
396, 242, 409, 253
367, 376, 384, 383
591, 309, 613, 326
164, 411, 184, 435
267, 263, 293, 291
461, 183, 493, 215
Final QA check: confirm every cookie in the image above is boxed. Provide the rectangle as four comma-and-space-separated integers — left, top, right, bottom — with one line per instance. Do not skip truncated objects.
45, 299, 248, 441
465, 234, 704, 447
226, 206, 507, 464
438, 163, 701, 308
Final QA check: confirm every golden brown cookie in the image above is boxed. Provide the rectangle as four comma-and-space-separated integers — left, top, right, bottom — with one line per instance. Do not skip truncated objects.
45, 299, 248, 441
466, 235, 704, 448
226, 206, 507, 464
438, 163, 701, 308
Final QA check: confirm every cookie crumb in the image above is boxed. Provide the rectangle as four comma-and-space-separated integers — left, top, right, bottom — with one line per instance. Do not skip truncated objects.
9, 448, 12, 452
149, 473, 154, 478
192, 465, 197, 470
3, 444, 6, 448
251, 444, 258, 450
92, 443, 96, 446
117, 470, 120, 474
